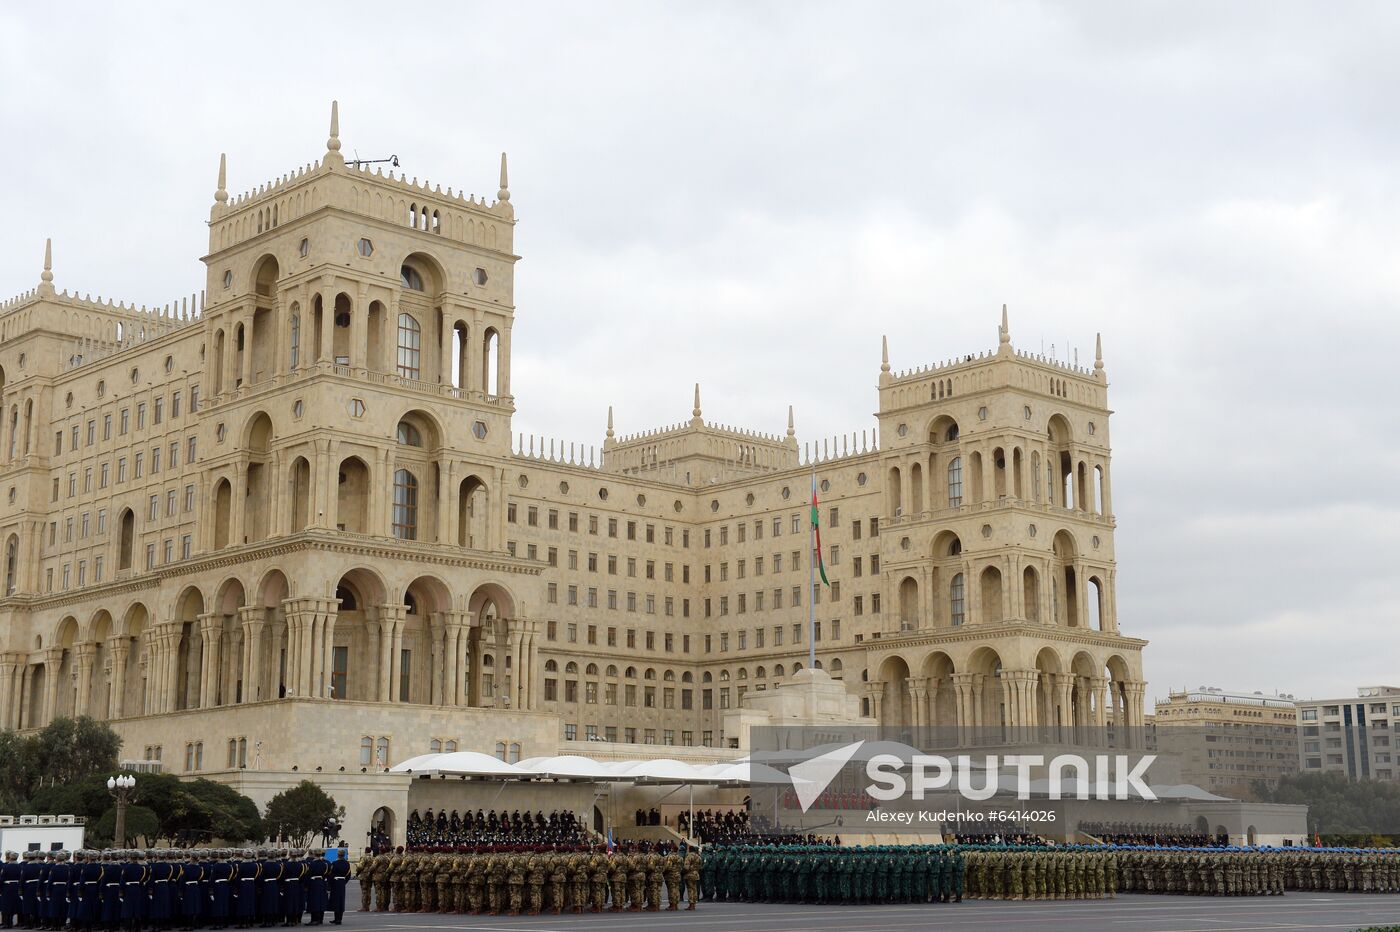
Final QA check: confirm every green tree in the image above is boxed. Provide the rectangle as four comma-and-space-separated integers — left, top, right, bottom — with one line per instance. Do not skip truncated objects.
180, 779, 263, 844
1260, 772, 1400, 845
29, 717, 121, 787
264, 780, 343, 846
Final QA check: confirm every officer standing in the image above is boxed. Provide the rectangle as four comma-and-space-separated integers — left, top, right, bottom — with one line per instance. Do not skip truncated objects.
328, 845, 350, 925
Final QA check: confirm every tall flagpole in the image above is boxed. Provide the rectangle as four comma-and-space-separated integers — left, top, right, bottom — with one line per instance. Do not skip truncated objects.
809, 466, 817, 670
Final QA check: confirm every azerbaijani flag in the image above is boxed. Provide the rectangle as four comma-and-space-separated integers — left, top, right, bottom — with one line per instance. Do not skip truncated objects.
811, 474, 830, 586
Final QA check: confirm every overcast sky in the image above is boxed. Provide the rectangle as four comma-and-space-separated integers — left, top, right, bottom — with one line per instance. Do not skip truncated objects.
2, 2, 1397, 704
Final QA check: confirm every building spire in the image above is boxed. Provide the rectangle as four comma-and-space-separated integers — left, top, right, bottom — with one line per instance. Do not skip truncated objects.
787, 405, 795, 438
324, 100, 344, 167
497, 152, 510, 203
690, 383, 703, 427
999, 303, 1010, 346
1094, 332, 1104, 375
880, 335, 890, 373
215, 153, 228, 205
606, 405, 615, 439
38, 238, 54, 296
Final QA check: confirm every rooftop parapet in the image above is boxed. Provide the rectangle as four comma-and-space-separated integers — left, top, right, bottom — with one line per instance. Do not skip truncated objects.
208, 102, 514, 257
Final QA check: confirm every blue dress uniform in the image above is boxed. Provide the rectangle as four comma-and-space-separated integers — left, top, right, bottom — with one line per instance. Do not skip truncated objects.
282, 854, 307, 927
121, 855, 149, 927
101, 855, 125, 928
46, 854, 72, 929
180, 858, 206, 931
149, 853, 176, 926
210, 853, 236, 929
305, 854, 328, 925
0, 853, 21, 927
20, 854, 43, 927
327, 850, 350, 925
235, 853, 259, 928
257, 854, 282, 928
78, 853, 104, 929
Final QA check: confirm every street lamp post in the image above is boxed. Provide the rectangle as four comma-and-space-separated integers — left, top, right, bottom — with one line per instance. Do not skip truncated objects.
106, 774, 138, 848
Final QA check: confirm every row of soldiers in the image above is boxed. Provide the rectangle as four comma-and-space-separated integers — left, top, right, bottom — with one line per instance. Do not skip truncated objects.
0, 847, 351, 931
353, 844, 701, 915
703, 845, 967, 903
1112, 848, 1400, 895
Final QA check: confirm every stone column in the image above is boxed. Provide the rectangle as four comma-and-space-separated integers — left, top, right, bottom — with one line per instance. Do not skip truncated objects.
1124, 681, 1146, 749
266, 614, 287, 698
428, 615, 444, 706
197, 613, 221, 708
438, 313, 453, 386
375, 604, 406, 703
107, 640, 128, 719
74, 643, 96, 718
1089, 676, 1109, 748
1054, 675, 1074, 744
350, 286, 367, 371
951, 673, 977, 744
229, 462, 248, 547
282, 597, 326, 698
0, 655, 20, 729
238, 310, 254, 387
907, 682, 927, 729
498, 325, 512, 397
317, 284, 333, 364
436, 460, 454, 544
238, 607, 267, 703
40, 650, 60, 724
442, 615, 462, 706
1075, 561, 1090, 629
320, 598, 338, 700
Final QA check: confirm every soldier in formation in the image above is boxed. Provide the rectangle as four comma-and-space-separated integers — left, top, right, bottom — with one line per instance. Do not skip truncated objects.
0, 847, 351, 931
352, 841, 698, 916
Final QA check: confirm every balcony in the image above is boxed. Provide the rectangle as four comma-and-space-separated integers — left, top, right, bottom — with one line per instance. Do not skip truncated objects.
202, 361, 512, 411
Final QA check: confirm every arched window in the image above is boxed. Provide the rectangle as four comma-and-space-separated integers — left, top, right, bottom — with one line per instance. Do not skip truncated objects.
400, 265, 424, 291
430, 738, 442, 753
395, 421, 422, 446
947, 457, 963, 508
396, 314, 421, 379
508, 743, 521, 763
359, 736, 373, 766
375, 737, 390, 767
288, 313, 300, 369
444, 740, 457, 753
950, 573, 966, 626
494, 741, 506, 760
392, 469, 418, 540
4, 535, 17, 595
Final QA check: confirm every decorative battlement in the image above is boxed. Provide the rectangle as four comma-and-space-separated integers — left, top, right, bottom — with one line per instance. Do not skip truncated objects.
513, 434, 606, 471
799, 428, 881, 466
0, 239, 203, 358
879, 308, 1107, 412
209, 102, 514, 258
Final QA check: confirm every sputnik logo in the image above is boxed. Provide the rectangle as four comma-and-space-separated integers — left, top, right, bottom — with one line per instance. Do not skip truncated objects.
787, 741, 864, 813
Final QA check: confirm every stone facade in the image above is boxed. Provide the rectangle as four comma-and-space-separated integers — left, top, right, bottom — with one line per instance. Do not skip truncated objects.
0, 103, 1147, 839
1153, 687, 1299, 798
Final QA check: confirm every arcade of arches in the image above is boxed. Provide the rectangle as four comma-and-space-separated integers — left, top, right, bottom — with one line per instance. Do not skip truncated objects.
0, 572, 536, 730
863, 648, 1146, 747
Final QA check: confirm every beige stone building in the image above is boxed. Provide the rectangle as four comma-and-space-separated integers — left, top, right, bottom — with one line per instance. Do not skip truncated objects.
1296, 686, 1400, 782
0, 103, 1147, 841
1153, 687, 1299, 798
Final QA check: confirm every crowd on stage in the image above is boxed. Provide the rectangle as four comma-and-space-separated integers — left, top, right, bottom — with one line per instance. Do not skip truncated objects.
401, 809, 586, 850
1078, 821, 1221, 847
680, 809, 834, 847
942, 830, 1050, 847
0, 846, 351, 930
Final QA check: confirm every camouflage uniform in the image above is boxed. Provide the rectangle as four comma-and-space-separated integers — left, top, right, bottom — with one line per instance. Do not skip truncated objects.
609, 852, 629, 911
683, 850, 701, 909
525, 850, 544, 915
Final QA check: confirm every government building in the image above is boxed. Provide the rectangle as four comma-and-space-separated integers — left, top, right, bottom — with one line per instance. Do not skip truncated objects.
0, 103, 1148, 844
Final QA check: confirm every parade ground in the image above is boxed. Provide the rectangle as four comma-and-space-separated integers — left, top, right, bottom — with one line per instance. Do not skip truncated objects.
339, 884, 1400, 932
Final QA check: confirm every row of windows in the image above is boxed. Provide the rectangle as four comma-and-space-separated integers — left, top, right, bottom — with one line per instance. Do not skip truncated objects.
506, 506, 693, 548
51, 437, 198, 501
562, 724, 697, 747
44, 535, 194, 591
51, 387, 199, 457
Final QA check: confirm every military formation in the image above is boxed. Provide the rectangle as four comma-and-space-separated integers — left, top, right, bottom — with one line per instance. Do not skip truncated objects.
703, 845, 969, 903
1111, 847, 1400, 895
0, 847, 351, 930
353, 843, 701, 916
